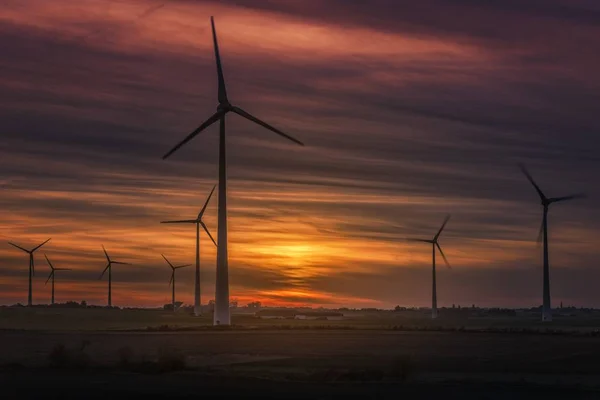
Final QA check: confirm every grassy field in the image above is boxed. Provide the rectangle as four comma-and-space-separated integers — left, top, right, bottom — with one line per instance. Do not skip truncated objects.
2, 308, 600, 398
3, 307, 600, 332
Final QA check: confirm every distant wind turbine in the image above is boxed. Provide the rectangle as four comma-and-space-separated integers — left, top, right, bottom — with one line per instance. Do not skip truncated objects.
162, 254, 190, 312
407, 215, 451, 319
162, 17, 305, 326
161, 185, 217, 317
99, 245, 131, 307
44, 254, 71, 305
519, 164, 586, 322
8, 238, 51, 306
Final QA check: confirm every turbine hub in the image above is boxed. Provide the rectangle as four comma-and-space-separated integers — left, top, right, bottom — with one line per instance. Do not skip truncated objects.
217, 102, 231, 112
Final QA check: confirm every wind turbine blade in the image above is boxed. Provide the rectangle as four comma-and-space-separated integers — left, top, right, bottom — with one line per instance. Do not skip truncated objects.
198, 185, 217, 219
31, 256, 35, 277
161, 220, 197, 224
162, 111, 223, 160
44, 254, 55, 270
434, 215, 451, 241
536, 218, 544, 247
111, 261, 131, 265
211, 16, 228, 104
169, 271, 174, 286
55, 268, 72, 271
436, 243, 451, 269
8, 242, 29, 253
161, 254, 174, 269
101, 245, 110, 263
45, 271, 53, 285
518, 164, 546, 200
406, 238, 432, 243
99, 264, 109, 279
201, 221, 218, 247
231, 106, 304, 146
549, 193, 587, 203
175, 264, 191, 269
32, 238, 51, 252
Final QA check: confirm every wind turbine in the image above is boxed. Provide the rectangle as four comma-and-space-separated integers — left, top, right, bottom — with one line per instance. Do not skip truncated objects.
44, 254, 71, 305
519, 164, 585, 322
161, 185, 217, 316
162, 17, 305, 325
99, 245, 131, 307
407, 215, 451, 319
8, 238, 51, 306
161, 254, 190, 312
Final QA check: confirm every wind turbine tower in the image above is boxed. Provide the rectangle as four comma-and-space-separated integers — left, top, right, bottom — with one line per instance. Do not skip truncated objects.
99, 245, 131, 307
519, 164, 585, 322
161, 185, 217, 316
407, 215, 451, 319
162, 254, 190, 312
44, 254, 71, 305
162, 17, 305, 325
8, 238, 51, 306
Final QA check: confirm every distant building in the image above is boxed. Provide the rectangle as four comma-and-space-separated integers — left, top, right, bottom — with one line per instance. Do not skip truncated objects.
247, 301, 262, 310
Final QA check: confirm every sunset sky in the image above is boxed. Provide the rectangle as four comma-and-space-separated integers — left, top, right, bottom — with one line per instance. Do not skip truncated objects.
1, 0, 599, 308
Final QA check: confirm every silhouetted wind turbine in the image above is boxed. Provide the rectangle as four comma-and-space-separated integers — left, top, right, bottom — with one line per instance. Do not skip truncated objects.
407, 215, 451, 319
8, 238, 51, 306
99, 245, 131, 307
162, 254, 190, 312
161, 185, 217, 316
519, 164, 585, 322
44, 254, 71, 305
161, 17, 305, 325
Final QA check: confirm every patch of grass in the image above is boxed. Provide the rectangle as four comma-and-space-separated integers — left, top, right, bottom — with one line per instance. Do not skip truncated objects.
117, 346, 134, 368
48, 344, 70, 368
157, 347, 186, 373
47, 341, 91, 369
116, 346, 187, 374
389, 355, 416, 381
306, 367, 385, 382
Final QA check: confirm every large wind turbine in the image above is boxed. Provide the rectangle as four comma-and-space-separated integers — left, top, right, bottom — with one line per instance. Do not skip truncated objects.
162, 17, 305, 325
519, 164, 585, 322
99, 245, 131, 307
407, 215, 451, 319
44, 254, 71, 305
161, 185, 217, 316
162, 254, 190, 312
8, 238, 51, 306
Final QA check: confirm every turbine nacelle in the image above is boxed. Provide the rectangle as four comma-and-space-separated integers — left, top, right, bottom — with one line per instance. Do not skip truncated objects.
99, 246, 131, 279
406, 215, 452, 268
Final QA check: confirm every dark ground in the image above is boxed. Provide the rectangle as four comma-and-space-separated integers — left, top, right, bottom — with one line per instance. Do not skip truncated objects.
1, 330, 600, 399
3, 371, 600, 399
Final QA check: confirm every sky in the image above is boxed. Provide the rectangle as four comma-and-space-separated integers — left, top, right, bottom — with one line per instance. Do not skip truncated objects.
1, 0, 600, 308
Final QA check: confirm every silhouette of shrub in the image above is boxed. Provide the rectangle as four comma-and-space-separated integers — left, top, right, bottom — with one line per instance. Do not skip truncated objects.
157, 348, 186, 373
48, 341, 91, 369
72, 341, 91, 369
48, 344, 70, 368
118, 346, 134, 368
338, 368, 384, 381
308, 368, 342, 382
389, 355, 415, 381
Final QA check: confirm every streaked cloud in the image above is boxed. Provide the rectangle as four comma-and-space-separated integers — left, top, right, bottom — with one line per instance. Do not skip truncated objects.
1, 0, 599, 308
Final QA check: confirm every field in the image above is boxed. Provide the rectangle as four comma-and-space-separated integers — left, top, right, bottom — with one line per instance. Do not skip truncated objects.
2, 308, 600, 399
